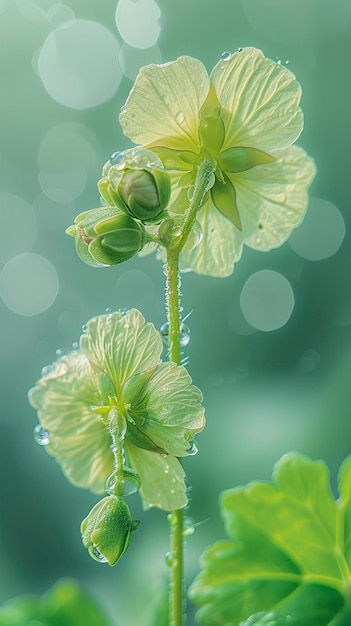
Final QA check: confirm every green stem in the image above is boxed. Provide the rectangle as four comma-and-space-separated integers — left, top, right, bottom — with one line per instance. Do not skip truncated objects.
174, 157, 215, 253
165, 157, 216, 626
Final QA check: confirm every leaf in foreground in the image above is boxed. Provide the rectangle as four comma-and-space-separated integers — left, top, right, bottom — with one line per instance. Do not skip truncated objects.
189, 452, 351, 625
0, 578, 111, 626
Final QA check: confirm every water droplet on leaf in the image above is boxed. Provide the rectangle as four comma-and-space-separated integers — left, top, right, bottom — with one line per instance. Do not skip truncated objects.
33, 424, 50, 446
165, 551, 173, 567
188, 440, 198, 456
110, 151, 126, 169
130, 149, 163, 169
91, 546, 108, 563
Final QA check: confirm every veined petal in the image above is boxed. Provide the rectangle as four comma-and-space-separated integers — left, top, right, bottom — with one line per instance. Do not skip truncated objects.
232, 145, 316, 251
80, 310, 163, 394
119, 56, 210, 152
132, 362, 205, 457
125, 442, 187, 511
179, 196, 244, 277
28, 351, 113, 493
211, 48, 303, 152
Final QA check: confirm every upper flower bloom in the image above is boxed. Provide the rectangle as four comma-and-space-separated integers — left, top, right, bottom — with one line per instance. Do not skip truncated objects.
28, 309, 205, 511
119, 48, 316, 277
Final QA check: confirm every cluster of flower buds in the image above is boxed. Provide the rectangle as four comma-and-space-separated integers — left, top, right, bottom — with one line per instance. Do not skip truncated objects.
66, 149, 171, 267
81, 495, 139, 566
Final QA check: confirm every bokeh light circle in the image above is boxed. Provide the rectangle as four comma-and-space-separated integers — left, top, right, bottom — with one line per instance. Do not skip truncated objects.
113, 269, 155, 312
289, 198, 345, 261
0, 193, 38, 266
115, 0, 161, 49
38, 20, 122, 109
119, 42, 162, 80
0, 253, 59, 316
47, 3, 75, 28
240, 270, 295, 332
38, 122, 99, 199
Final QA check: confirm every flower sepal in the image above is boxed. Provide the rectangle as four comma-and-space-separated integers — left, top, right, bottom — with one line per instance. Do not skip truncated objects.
66, 206, 148, 267
81, 495, 139, 566
101, 149, 171, 224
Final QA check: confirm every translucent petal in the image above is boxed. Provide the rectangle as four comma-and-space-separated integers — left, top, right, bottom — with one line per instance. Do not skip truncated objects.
179, 196, 244, 277
131, 362, 205, 457
80, 310, 163, 394
119, 56, 210, 151
28, 351, 113, 493
232, 145, 316, 251
125, 442, 187, 511
211, 48, 303, 152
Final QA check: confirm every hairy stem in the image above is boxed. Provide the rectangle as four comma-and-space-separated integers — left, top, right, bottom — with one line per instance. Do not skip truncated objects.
165, 157, 216, 626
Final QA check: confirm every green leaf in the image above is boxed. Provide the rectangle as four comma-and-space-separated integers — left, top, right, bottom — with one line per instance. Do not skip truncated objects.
0, 579, 111, 626
189, 453, 351, 625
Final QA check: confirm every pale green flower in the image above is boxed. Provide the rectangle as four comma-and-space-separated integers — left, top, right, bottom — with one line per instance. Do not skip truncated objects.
28, 309, 205, 511
119, 48, 316, 277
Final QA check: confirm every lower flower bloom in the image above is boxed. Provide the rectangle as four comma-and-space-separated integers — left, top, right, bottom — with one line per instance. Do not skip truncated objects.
28, 309, 205, 511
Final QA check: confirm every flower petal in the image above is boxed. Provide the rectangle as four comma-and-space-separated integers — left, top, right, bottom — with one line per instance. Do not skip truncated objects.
131, 362, 205, 457
28, 351, 113, 493
80, 310, 163, 394
125, 442, 187, 511
211, 48, 303, 152
119, 56, 210, 151
179, 196, 244, 277
232, 145, 316, 251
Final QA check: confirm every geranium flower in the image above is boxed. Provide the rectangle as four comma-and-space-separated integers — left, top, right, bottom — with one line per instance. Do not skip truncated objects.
119, 48, 316, 277
28, 309, 205, 511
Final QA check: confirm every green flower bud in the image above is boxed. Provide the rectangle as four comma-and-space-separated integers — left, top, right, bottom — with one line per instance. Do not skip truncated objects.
101, 149, 171, 224
81, 495, 139, 566
66, 206, 148, 267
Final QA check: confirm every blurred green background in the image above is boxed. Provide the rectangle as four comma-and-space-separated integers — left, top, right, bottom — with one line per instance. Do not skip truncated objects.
1, 0, 350, 624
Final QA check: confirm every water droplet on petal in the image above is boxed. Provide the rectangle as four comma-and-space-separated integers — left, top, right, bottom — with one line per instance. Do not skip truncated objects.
72, 341, 79, 350
120, 105, 127, 114
221, 51, 231, 60
33, 424, 50, 446
275, 57, 282, 64
285, 59, 290, 65
188, 440, 198, 456
105, 307, 112, 314
81, 323, 88, 333
40, 364, 53, 377
55, 348, 63, 356
110, 151, 126, 169
237, 47, 243, 52
91, 546, 108, 563
176, 112, 185, 125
